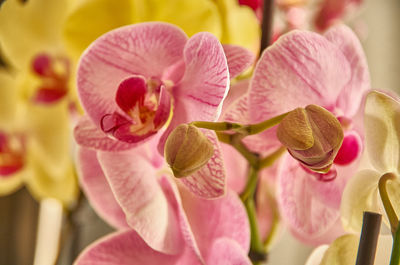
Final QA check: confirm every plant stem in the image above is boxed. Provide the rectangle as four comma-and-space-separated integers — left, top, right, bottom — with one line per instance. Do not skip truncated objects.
259, 0, 275, 56
259, 147, 286, 169
245, 197, 267, 264
244, 112, 288, 135
240, 167, 259, 202
190, 121, 241, 131
355, 211, 382, 265
378, 172, 399, 235
390, 221, 400, 265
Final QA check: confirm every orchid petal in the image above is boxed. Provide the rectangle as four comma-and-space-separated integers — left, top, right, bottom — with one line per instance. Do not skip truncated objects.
207, 238, 252, 265
180, 130, 226, 198
221, 143, 248, 193
74, 230, 180, 265
97, 148, 183, 254
305, 245, 329, 265
76, 147, 128, 229
179, 185, 250, 256
0, 70, 18, 125
320, 234, 358, 265
220, 80, 250, 118
249, 30, 350, 124
364, 91, 400, 173
0, 0, 70, 68
223, 44, 255, 79
340, 169, 381, 233
74, 116, 139, 151
158, 32, 229, 153
277, 155, 347, 245
64, 0, 221, 59
324, 25, 370, 117
77, 23, 187, 128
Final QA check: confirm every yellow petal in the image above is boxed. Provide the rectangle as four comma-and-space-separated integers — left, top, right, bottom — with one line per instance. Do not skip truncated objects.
0, 172, 24, 196
320, 234, 358, 265
63, 0, 222, 59
0, 69, 18, 125
365, 91, 400, 173
214, 0, 260, 54
340, 169, 381, 233
0, 0, 70, 68
25, 153, 78, 206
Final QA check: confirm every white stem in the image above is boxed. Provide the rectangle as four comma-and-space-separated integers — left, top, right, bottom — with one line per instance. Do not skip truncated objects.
33, 198, 63, 265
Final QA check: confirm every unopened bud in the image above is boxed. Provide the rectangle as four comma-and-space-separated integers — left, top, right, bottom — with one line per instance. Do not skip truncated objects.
165, 124, 214, 178
277, 104, 343, 173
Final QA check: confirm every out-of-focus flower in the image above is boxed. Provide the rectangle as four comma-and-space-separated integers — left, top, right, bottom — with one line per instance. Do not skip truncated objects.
74, 135, 250, 262
74, 22, 254, 198
341, 91, 400, 233
63, 0, 260, 59
277, 104, 344, 173
0, 0, 78, 204
222, 24, 369, 245
305, 233, 392, 265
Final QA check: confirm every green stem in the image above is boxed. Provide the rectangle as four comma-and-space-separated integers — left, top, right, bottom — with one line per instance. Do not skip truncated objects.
191, 121, 241, 131
245, 197, 267, 264
378, 173, 399, 235
259, 147, 286, 169
390, 221, 400, 265
244, 113, 288, 135
240, 167, 259, 202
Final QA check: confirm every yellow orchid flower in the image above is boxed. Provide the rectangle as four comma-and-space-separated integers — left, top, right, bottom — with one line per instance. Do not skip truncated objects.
63, 0, 260, 60
0, 0, 78, 205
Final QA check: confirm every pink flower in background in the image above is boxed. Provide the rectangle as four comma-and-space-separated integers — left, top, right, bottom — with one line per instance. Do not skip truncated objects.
74, 136, 250, 263
223, 24, 369, 245
73, 22, 254, 198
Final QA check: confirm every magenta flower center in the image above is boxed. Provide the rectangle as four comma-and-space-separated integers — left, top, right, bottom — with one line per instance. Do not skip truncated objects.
0, 132, 25, 177
31, 53, 70, 104
100, 76, 171, 143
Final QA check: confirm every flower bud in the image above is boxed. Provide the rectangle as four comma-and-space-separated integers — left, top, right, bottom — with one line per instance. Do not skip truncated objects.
165, 124, 214, 178
277, 104, 343, 173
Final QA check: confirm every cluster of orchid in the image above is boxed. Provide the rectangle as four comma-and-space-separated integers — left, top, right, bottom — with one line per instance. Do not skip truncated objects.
0, 0, 399, 264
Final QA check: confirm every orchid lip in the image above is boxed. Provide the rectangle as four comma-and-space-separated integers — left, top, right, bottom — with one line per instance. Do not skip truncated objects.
0, 132, 25, 177
100, 76, 172, 143
31, 53, 70, 104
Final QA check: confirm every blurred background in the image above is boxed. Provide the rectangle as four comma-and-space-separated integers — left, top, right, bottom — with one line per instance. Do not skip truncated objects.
0, 0, 399, 264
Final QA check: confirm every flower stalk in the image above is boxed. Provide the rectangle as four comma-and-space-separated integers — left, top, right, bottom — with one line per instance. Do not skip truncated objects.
378, 172, 399, 235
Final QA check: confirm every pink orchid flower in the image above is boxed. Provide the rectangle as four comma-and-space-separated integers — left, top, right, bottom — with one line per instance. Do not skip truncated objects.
74, 135, 251, 263
223, 24, 369, 245
74, 22, 254, 198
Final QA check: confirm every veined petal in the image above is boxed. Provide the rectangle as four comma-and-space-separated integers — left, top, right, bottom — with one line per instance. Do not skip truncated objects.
158, 32, 229, 153
76, 147, 128, 229
73, 230, 180, 265
222, 44, 255, 79
249, 30, 350, 123
97, 147, 183, 254
180, 130, 226, 198
220, 80, 250, 118
277, 155, 346, 245
0, 0, 70, 68
364, 91, 400, 173
221, 143, 248, 193
206, 238, 252, 265
77, 23, 187, 128
74, 116, 139, 151
179, 186, 250, 257
340, 169, 381, 233
324, 25, 370, 117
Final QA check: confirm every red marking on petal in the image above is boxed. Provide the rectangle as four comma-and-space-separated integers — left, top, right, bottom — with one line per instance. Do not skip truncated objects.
334, 132, 361, 165
300, 163, 337, 182
115, 76, 147, 114
32, 53, 52, 77
33, 86, 68, 104
100, 113, 131, 134
0, 132, 25, 177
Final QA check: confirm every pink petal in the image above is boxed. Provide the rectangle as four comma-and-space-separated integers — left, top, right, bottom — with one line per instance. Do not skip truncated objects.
249, 30, 351, 124
157, 32, 229, 153
97, 147, 183, 254
180, 130, 226, 198
277, 154, 348, 245
153, 85, 172, 129
77, 23, 187, 128
179, 183, 250, 258
220, 82, 250, 121
206, 238, 252, 265
74, 116, 139, 151
223, 44, 255, 79
76, 147, 128, 229
74, 230, 180, 265
221, 143, 248, 193
115, 76, 147, 113
324, 25, 370, 117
